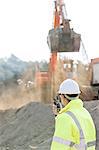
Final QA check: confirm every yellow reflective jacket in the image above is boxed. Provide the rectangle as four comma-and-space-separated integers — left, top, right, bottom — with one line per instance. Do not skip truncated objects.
51, 99, 96, 150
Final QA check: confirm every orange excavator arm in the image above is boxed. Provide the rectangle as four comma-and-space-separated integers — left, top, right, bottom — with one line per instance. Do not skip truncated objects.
50, 0, 63, 73
54, 1, 60, 28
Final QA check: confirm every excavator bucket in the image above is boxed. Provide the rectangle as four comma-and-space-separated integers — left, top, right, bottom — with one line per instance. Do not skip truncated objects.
47, 27, 81, 52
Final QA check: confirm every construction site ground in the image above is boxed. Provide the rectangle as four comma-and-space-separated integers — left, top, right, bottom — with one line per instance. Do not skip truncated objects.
0, 99, 99, 150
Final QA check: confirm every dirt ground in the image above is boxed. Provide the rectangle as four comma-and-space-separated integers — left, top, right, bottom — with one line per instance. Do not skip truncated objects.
84, 100, 99, 150
0, 100, 99, 150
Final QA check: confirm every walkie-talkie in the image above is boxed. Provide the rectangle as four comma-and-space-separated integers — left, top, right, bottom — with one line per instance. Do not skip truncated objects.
53, 95, 62, 113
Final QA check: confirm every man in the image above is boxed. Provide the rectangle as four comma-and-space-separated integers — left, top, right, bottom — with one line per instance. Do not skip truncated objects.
51, 79, 96, 150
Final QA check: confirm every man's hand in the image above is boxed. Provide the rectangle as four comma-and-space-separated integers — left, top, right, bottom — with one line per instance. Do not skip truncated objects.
52, 103, 58, 116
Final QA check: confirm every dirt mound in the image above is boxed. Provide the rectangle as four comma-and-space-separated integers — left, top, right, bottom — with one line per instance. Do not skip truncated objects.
84, 100, 99, 150
0, 100, 99, 150
0, 102, 55, 150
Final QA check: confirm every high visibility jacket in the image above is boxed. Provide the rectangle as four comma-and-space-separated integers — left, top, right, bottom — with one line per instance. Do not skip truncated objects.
51, 99, 96, 150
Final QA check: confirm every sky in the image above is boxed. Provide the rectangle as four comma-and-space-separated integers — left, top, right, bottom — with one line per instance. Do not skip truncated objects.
0, 0, 99, 62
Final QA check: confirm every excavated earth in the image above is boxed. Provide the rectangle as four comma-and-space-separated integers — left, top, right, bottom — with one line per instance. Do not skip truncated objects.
0, 100, 99, 150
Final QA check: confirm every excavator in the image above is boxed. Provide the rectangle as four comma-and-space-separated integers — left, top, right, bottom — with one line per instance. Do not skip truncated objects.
47, 0, 99, 104
35, 0, 99, 103
47, 0, 81, 101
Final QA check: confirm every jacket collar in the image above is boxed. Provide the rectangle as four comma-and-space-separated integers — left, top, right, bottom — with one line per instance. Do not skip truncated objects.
59, 99, 83, 114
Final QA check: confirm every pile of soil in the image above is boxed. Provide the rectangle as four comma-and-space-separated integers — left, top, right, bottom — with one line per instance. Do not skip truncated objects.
0, 100, 99, 150
84, 100, 99, 149
0, 102, 55, 150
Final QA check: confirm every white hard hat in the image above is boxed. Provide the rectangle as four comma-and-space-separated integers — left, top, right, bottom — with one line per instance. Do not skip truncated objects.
58, 79, 81, 94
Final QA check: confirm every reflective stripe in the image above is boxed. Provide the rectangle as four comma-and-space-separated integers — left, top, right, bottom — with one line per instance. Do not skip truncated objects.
74, 140, 96, 150
87, 140, 96, 147
66, 111, 85, 139
53, 136, 96, 149
53, 136, 75, 146
66, 111, 96, 149
52, 111, 96, 149
66, 111, 86, 150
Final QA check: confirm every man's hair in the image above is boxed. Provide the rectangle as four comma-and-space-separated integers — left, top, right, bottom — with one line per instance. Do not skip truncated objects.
66, 94, 79, 98
63, 94, 79, 102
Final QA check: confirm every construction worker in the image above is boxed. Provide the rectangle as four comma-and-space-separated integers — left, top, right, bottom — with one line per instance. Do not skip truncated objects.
51, 79, 96, 150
